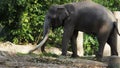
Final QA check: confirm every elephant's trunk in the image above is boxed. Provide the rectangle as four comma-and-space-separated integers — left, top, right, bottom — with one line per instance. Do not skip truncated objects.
28, 16, 50, 53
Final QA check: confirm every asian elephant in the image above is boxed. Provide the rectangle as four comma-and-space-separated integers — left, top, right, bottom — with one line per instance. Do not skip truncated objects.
29, 1, 120, 59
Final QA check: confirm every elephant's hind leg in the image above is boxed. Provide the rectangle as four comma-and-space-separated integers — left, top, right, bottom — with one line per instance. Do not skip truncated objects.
107, 28, 118, 56
96, 31, 110, 60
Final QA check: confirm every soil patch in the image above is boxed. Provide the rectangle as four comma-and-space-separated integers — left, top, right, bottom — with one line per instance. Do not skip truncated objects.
0, 42, 108, 68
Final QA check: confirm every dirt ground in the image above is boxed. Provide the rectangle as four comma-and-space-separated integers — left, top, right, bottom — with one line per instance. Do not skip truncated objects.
0, 42, 108, 68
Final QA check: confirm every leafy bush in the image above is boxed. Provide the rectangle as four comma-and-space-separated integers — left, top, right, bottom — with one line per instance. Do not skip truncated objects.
0, 0, 46, 44
83, 34, 99, 55
0, 0, 81, 44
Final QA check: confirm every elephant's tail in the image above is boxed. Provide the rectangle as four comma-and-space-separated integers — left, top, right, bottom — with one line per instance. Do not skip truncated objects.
114, 22, 120, 36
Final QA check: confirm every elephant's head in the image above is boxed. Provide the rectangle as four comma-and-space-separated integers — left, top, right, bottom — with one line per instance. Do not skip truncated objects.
43, 4, 74, 35
29, 4, 74, 53
46, 5, 70, 30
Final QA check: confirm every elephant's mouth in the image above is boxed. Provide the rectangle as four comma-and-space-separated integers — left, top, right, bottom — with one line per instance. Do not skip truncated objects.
51, 18, 61, 29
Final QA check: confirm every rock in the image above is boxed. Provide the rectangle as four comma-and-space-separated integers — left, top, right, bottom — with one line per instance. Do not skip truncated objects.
108, 56, 120, 68
0, 55, 8, 63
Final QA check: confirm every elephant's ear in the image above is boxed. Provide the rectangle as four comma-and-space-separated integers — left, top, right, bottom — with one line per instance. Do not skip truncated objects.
56, 4, 75, 23
64, 4, 75, 15
57, 6, 69, 21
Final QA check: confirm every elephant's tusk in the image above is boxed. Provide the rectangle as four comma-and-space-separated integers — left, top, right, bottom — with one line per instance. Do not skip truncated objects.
28, 32, 49, 54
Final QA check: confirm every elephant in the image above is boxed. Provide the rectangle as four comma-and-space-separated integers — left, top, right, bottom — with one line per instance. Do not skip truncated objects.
29, 1, 120, 59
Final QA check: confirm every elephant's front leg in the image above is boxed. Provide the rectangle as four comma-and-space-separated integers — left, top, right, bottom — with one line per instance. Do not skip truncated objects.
41, 44, 46, 52
70, 31, 79, 57
62, 26, 74, 56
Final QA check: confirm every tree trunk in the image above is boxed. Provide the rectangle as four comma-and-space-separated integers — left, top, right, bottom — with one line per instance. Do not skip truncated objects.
77, 31, 84, 56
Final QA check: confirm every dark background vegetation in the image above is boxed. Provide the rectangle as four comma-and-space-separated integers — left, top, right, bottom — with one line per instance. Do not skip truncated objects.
0, 0, 120, 55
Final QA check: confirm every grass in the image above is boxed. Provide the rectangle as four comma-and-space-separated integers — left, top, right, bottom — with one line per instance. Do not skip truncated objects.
39, 52, 59, 57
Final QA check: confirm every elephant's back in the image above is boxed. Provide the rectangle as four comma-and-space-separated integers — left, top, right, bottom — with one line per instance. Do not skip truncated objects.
72, 1, 116, 22
70, 1, 116, 34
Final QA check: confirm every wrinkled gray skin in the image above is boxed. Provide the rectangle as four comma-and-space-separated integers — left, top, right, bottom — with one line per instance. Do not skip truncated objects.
29, 1, 120, 59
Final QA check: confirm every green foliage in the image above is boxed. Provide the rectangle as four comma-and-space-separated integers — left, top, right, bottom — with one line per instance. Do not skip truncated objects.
39, 52, 59, 57
0, 0, 81, 44
83, 34, 98, 56
0, 0, 120, 55
93, 0, 120, 11
0, 0, 45, 44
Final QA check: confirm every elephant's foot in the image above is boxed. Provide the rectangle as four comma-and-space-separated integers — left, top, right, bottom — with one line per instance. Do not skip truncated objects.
71, 54, 80, 58
95, 53, 103, 61
111, 52, 118, 56
41, 48, 46, 53
61, 52, 67, 56
41, 50, 46, 53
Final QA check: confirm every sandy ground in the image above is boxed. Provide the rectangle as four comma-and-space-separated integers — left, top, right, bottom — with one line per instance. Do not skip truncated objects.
0, 42, 108, 68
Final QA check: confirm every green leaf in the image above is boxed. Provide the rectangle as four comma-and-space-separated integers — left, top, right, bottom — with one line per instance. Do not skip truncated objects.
28, 34, 34, 41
